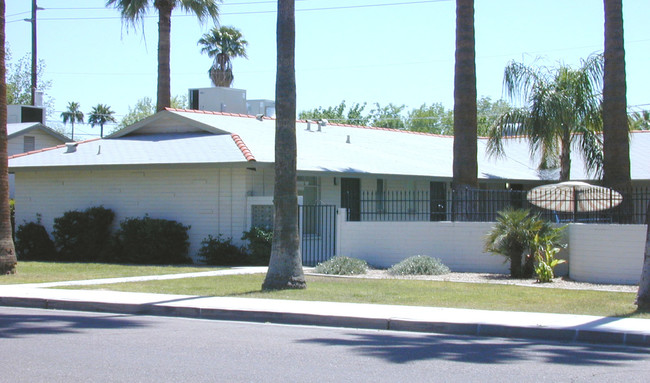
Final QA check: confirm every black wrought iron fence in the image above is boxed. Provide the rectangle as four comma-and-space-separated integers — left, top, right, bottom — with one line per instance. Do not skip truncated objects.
346, 187, 649, 224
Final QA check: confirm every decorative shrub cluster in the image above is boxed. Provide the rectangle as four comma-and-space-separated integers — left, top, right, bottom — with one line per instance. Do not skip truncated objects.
15, 217, 56, 261
52, 206, 115, 262
15, 207, 192, 265
314, 256, 368, 275
198, 227, 273, 266
241, 227, 273, 265
114, 216, 191, 265
388, 255, 450, 276
197, 235, 245, 265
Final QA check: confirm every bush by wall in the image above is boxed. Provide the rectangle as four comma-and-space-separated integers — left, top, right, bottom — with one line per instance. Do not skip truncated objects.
241, 227, 273, 265
52, 206, 115, 262
198, 235, 246, 265
314, 256, 368, 275
388, 255, 450, 276
15, 218, 57, 261
114, 216, 191, 265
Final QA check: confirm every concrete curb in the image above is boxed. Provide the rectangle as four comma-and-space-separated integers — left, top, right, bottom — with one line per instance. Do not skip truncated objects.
2, 294, 648, 348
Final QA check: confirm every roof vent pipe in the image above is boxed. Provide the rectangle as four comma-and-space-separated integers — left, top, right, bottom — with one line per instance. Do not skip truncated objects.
346, 135, 351, 144
65, 142, 78, 153
306, 121, 311, 131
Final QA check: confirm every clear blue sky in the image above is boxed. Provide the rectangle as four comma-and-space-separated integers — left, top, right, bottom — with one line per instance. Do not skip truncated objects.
6, 0, 650, 139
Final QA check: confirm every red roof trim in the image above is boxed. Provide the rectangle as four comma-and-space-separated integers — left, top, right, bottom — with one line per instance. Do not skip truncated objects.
231, 134, 256, 162
8, 138, 101, 160
165, 107, 273, 120
166, 107, 454, 138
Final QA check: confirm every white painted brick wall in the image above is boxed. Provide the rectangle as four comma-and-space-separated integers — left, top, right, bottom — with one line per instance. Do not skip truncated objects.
14, 166, 250, 261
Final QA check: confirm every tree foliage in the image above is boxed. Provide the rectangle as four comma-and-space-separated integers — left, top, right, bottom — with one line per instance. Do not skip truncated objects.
88, 104, 117, 138
299, 100, 369, 126
486, 55, 605, 181
61, 101, 84, 140
198, 26, 248, 87
118, 95, 187, 130
107, 0, 220, 111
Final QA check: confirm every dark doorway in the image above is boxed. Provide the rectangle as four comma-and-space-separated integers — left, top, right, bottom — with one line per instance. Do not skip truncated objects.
341, 178, 361, 221
430, 181, 447, 221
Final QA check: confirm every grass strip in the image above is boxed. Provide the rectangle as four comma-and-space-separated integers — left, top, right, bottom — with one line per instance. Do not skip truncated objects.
69, 274, 648, 319
0, 262, 223, 285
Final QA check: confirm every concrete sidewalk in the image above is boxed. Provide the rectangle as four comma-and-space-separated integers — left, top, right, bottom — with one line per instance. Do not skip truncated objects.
1, 268, 649, 347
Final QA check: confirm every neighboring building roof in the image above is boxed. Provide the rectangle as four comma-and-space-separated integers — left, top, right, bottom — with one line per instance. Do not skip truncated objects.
7, 122, 71, 143
9, 109, 650, 182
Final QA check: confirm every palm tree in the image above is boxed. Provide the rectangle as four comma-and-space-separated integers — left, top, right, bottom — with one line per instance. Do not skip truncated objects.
107, 0, 219, 112
198, 26, 248, 87
486, 55, 604, 181
61, 101, 84, 141
0, 0, 17, 275
452, 0, 478, 220
88, 104, 117, 138
602, 0, 631, 192
637, 203, 650, 309
262, 0, 306, 291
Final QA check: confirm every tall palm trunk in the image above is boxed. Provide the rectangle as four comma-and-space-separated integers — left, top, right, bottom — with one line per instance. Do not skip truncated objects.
559, 130, 571, 181
452, 0, 478, 220
156, 1, 173, 112
636, 202, 650, 309
602, 0, 630, 192
262, 0, 305, 290
0, 0, 17, 274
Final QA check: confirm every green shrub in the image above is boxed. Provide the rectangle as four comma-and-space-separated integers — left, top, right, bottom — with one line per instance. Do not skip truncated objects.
15, 217, 57, 261
314, 256, 368, 275
113, 216, 191, 265
533, 233, 567, 283
198, 235, 246, 265
241, 227, 273, 265
388, 255, 450, 276
52, 206, 115, 262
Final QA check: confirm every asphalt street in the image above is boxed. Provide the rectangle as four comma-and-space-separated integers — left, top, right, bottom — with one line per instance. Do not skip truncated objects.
2, 307, 650, 382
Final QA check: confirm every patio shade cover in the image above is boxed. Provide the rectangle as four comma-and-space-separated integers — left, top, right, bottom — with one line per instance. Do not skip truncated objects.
526, 181, 623, 213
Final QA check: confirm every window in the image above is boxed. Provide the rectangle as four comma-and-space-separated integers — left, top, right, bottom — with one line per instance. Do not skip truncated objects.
23, 136, 35, 152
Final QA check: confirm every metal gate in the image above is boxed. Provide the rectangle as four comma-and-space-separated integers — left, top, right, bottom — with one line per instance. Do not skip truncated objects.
300, 204, 337, 266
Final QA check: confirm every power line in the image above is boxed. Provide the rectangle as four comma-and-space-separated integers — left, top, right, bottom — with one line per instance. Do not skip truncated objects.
19, 0, 449, 22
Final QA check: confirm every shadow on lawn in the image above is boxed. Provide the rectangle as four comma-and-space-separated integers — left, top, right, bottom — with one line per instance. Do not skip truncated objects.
297, 331, 650, 366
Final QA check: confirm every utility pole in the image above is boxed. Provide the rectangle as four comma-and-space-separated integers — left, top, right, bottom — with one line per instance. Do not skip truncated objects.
24, 0, 42, 106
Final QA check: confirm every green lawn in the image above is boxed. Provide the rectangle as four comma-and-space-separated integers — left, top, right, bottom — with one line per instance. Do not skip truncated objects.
71, 273, 648, 319
0, 262, 222, 285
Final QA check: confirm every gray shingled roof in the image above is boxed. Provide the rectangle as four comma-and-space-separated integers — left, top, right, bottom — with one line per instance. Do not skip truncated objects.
9, 109, 650, 182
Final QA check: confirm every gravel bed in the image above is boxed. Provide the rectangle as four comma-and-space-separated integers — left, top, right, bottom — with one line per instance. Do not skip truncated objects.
307, 269, 638, 293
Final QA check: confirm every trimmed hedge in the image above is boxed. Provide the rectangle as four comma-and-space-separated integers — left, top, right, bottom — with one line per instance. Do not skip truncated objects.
52, 206, 115, 262
15, 220, 56, 261
198, 235, 246, 265
114, 216, 191, 265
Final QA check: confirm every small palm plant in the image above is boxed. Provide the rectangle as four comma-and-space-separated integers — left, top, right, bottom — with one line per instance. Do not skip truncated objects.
61, 101, 84, 140
484, 208, 540, 278
88, 104, 117, 138
198, 26, 248, 87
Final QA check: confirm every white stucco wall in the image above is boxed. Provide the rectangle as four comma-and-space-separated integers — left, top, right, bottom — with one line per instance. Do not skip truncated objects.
336, 212, 646, 284
337, 217, 509, 273
13, 165, 250, 260
568, 224, 646, 284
